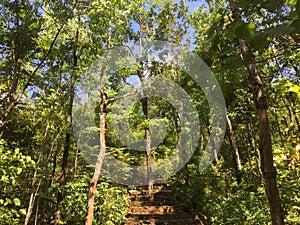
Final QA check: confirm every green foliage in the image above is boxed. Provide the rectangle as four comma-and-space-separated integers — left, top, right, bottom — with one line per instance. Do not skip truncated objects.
188, 1, 300, 224
0, 0, 300, 224
55, 175, 130, 225
274, 146, 300, 224
235, 22, 256, 40
0, 140, 35, 224
174, 156, 271, 225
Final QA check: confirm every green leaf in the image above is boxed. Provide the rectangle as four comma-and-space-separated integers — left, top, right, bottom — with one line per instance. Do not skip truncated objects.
5, 198, 12, 205
214, 13, 223, 22
19, 10, 26, 19
1, 175, 9, 183
288, 85, 300, 93
235, 22, 256, 40
291, 19, 300, 33
265, 25, 295, 36
16, 167, 22, 175
237, 0, 249, 8
20, 209, 27, 215
223, 55, 244, 68
88, 9, 95, 16
207, 24, 217, 38
15, 148, 19, 154
248, 0, 262, 3
249, 32, 268, 50
13, 198, 21, 206
261, 0, 284, 11
25, 155, 32, 163
225, 19, 243, 39
284, 81, 293, 87
296, 0, 300, 15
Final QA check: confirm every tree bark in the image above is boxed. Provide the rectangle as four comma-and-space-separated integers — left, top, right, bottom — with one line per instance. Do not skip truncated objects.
227, 1, 284, 224
55, 13, 80, 224
141, 96, 153, 198
85, 28, 111, 225
138, 25, 153, 198
85, 111, 107, 225
24, 121, 50, 225
137, 62, 153, 197
225, 110, 242, 183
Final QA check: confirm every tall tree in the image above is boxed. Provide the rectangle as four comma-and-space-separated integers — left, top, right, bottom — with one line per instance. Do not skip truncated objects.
85, 27, 111, 225
55, 5, 81, 224
226, 1, 284, 224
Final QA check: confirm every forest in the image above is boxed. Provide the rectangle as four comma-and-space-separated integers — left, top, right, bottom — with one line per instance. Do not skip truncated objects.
0, 0, 299, 224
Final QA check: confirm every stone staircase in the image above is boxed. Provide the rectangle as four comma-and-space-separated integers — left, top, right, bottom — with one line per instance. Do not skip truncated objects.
124, 184, 203, 225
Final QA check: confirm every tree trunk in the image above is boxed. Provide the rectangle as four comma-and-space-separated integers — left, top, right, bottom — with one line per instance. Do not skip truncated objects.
73, 90, 89, 180
141, 96, 153, 198
225, 110, 242, 183
85, 27, 111, 225
55, 14, 80, 224
247, 120, 264, 186
24, 115, 52, 225
138, 26, 153, 198
208, 127, 219, 163
177, 102, 188, 165
227, 1, 284, 224
85, 111, 107, 225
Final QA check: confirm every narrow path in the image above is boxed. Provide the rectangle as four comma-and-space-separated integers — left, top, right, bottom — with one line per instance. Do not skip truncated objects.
124, 184, 203, 225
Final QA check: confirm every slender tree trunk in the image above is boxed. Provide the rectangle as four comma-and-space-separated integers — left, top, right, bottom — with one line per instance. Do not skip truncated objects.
213, 143, 219, 163
207, 127, 219, 163
137, 63, 153, 197
55, 14, 80, 224
247, 120, 264, 186
85, 110, 107, 225
227, 1, 284, 224
85, 28, 111, 225
225, 110, 242, 183
141, 96, 153, 198
73, 90, 89, 180
138, 25, 153, 197
34, 199, 40, 225
51, 144, 58, 188
178, 102, 187, 162
24, 118, 51, 225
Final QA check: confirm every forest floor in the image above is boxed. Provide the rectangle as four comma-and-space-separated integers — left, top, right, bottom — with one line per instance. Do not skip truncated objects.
124, 184, 203, 225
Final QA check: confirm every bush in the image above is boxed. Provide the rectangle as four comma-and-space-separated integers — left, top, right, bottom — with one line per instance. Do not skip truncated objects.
59, 174, 130, 225
0, 140, 35, 224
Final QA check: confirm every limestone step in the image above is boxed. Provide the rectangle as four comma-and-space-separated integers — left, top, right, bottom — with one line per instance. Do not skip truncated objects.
130, 201, 176, 207
126, 184, 202, 225
131, 192, 175, 202
124, 218, 198, 225
129, 205, 175, 214
129, 189, 173, 197
126, 212, 196, 221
